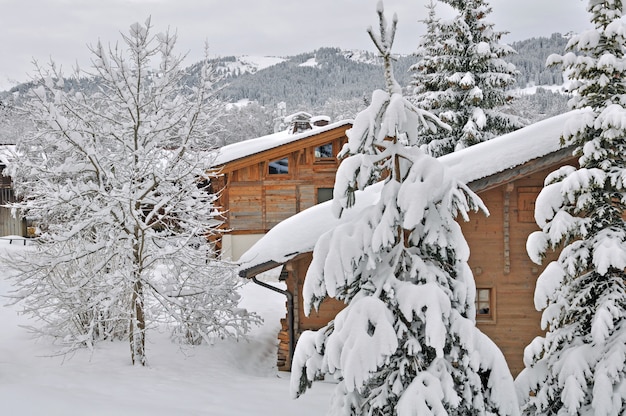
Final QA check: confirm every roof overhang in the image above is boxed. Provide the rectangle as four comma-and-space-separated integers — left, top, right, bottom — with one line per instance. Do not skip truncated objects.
467, 146, 576, 193
238, 260, 282, 279
212, 120, 352, 169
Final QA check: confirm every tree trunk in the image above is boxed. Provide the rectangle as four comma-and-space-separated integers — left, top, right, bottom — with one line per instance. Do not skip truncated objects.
129, 278, 146, 366
130, 203, 146, 365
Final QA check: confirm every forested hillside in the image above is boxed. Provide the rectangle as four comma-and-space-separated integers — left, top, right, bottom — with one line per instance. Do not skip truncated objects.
1, 34, 571, 145
207, 34, 570, 110
508, 33, 570, 86
506, 33, 572, 122
214, 47, 416, 109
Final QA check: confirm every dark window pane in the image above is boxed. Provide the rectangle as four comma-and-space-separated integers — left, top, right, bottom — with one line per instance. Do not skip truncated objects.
315, 143, 333, 159
476, 288, 492, 318
269, 157, 289, 174
317, 187, 333, 204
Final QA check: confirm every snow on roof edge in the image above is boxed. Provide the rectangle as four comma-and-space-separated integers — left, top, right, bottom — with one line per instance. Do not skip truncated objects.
237, 110, 584, 273
439, 109, 583, 184
212, 119, 352, 167
0, 145, 15, 166
238, 182, 383, 273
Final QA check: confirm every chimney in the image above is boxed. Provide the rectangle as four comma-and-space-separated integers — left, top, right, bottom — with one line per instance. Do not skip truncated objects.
284, 111, 313, 134
311, 115, 331, 127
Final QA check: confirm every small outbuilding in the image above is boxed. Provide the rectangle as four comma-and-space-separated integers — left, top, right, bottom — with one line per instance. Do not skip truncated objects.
0, 146, 27, 237
238, 110, 583, 375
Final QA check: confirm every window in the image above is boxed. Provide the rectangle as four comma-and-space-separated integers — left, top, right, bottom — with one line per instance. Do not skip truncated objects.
314, 143, 333, 159
268, 157, 289, 175
476, 288, 493, 320
0, 187, 15, 204
317, 187, 333, 204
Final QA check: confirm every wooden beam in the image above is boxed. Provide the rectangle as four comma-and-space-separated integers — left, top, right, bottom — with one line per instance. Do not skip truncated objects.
216, 125, 350, 174
238, 251, 310, 279
503, 183, 514, 275
238, 260, 282, 279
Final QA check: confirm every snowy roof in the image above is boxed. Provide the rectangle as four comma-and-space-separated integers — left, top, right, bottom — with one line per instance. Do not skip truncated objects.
0, 145, 15, 166
311, 115, 331, 124
212, 120, 352, 167
284, 111, 312, 122
439, 110, 582, 184
238, 110, 583, 276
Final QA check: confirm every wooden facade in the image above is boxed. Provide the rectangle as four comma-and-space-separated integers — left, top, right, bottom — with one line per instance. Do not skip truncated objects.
239, 144, 578, 375
459, 151, 575, 376
0, 162, 26, 237
214, 120, 351, 260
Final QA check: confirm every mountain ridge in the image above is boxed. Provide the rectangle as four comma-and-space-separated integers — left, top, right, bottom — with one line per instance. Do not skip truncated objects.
0, 34, 571, 145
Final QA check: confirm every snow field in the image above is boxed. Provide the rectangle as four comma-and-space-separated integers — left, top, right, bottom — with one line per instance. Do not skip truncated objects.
0, 240, 333, 416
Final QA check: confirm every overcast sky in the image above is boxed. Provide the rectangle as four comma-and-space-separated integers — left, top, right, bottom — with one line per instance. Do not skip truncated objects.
1, 0, 591, 90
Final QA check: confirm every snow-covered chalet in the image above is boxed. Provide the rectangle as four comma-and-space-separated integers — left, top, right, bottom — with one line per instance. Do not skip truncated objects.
211, 112, 351, 260
237, 110, 583, 376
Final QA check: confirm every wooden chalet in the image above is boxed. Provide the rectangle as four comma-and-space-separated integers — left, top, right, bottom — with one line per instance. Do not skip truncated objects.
0, 146, 26, 237
211, 113, 351, 260
237, 110, 583, 376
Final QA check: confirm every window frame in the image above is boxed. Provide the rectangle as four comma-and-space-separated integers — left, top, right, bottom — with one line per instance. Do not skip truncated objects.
316, 187, 334, 204
475, 287, 495, 323
267, 156, 291, 176
314, 142, 335, 162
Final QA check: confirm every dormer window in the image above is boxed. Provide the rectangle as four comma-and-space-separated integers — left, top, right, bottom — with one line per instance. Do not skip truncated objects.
268, 157, 289, 175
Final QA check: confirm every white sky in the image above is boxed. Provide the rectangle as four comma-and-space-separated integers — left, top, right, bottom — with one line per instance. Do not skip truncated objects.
0, 0, 590, 91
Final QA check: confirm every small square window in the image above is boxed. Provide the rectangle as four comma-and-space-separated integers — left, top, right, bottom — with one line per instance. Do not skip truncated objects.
476, 288, 493, 320
317, 187, 333, 204
269, 157, 289, 175
315, 143, 333, 159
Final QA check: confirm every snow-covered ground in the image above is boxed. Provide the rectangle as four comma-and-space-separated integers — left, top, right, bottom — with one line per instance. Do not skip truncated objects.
0, 240, 333, 415
215, 55, 286, 76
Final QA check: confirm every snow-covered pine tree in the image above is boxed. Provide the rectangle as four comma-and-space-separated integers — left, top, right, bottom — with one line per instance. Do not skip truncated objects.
290, 3, 519, 415
410, 0, 523, 157
4, 18, 259, 365
516, 2, 626, 414
410, 0, 456, 157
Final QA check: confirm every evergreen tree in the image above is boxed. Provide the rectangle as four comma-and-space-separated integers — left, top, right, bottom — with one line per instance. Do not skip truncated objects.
517, 2, 626, 414
290, 3, 519, 415
410, 0, 523, 157
507, 33, 570, 87
4, 18, 259, 365
410, 0, 447, 148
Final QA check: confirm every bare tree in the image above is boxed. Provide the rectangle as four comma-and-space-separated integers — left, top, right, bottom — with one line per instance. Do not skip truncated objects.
5, 18, 259, 365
